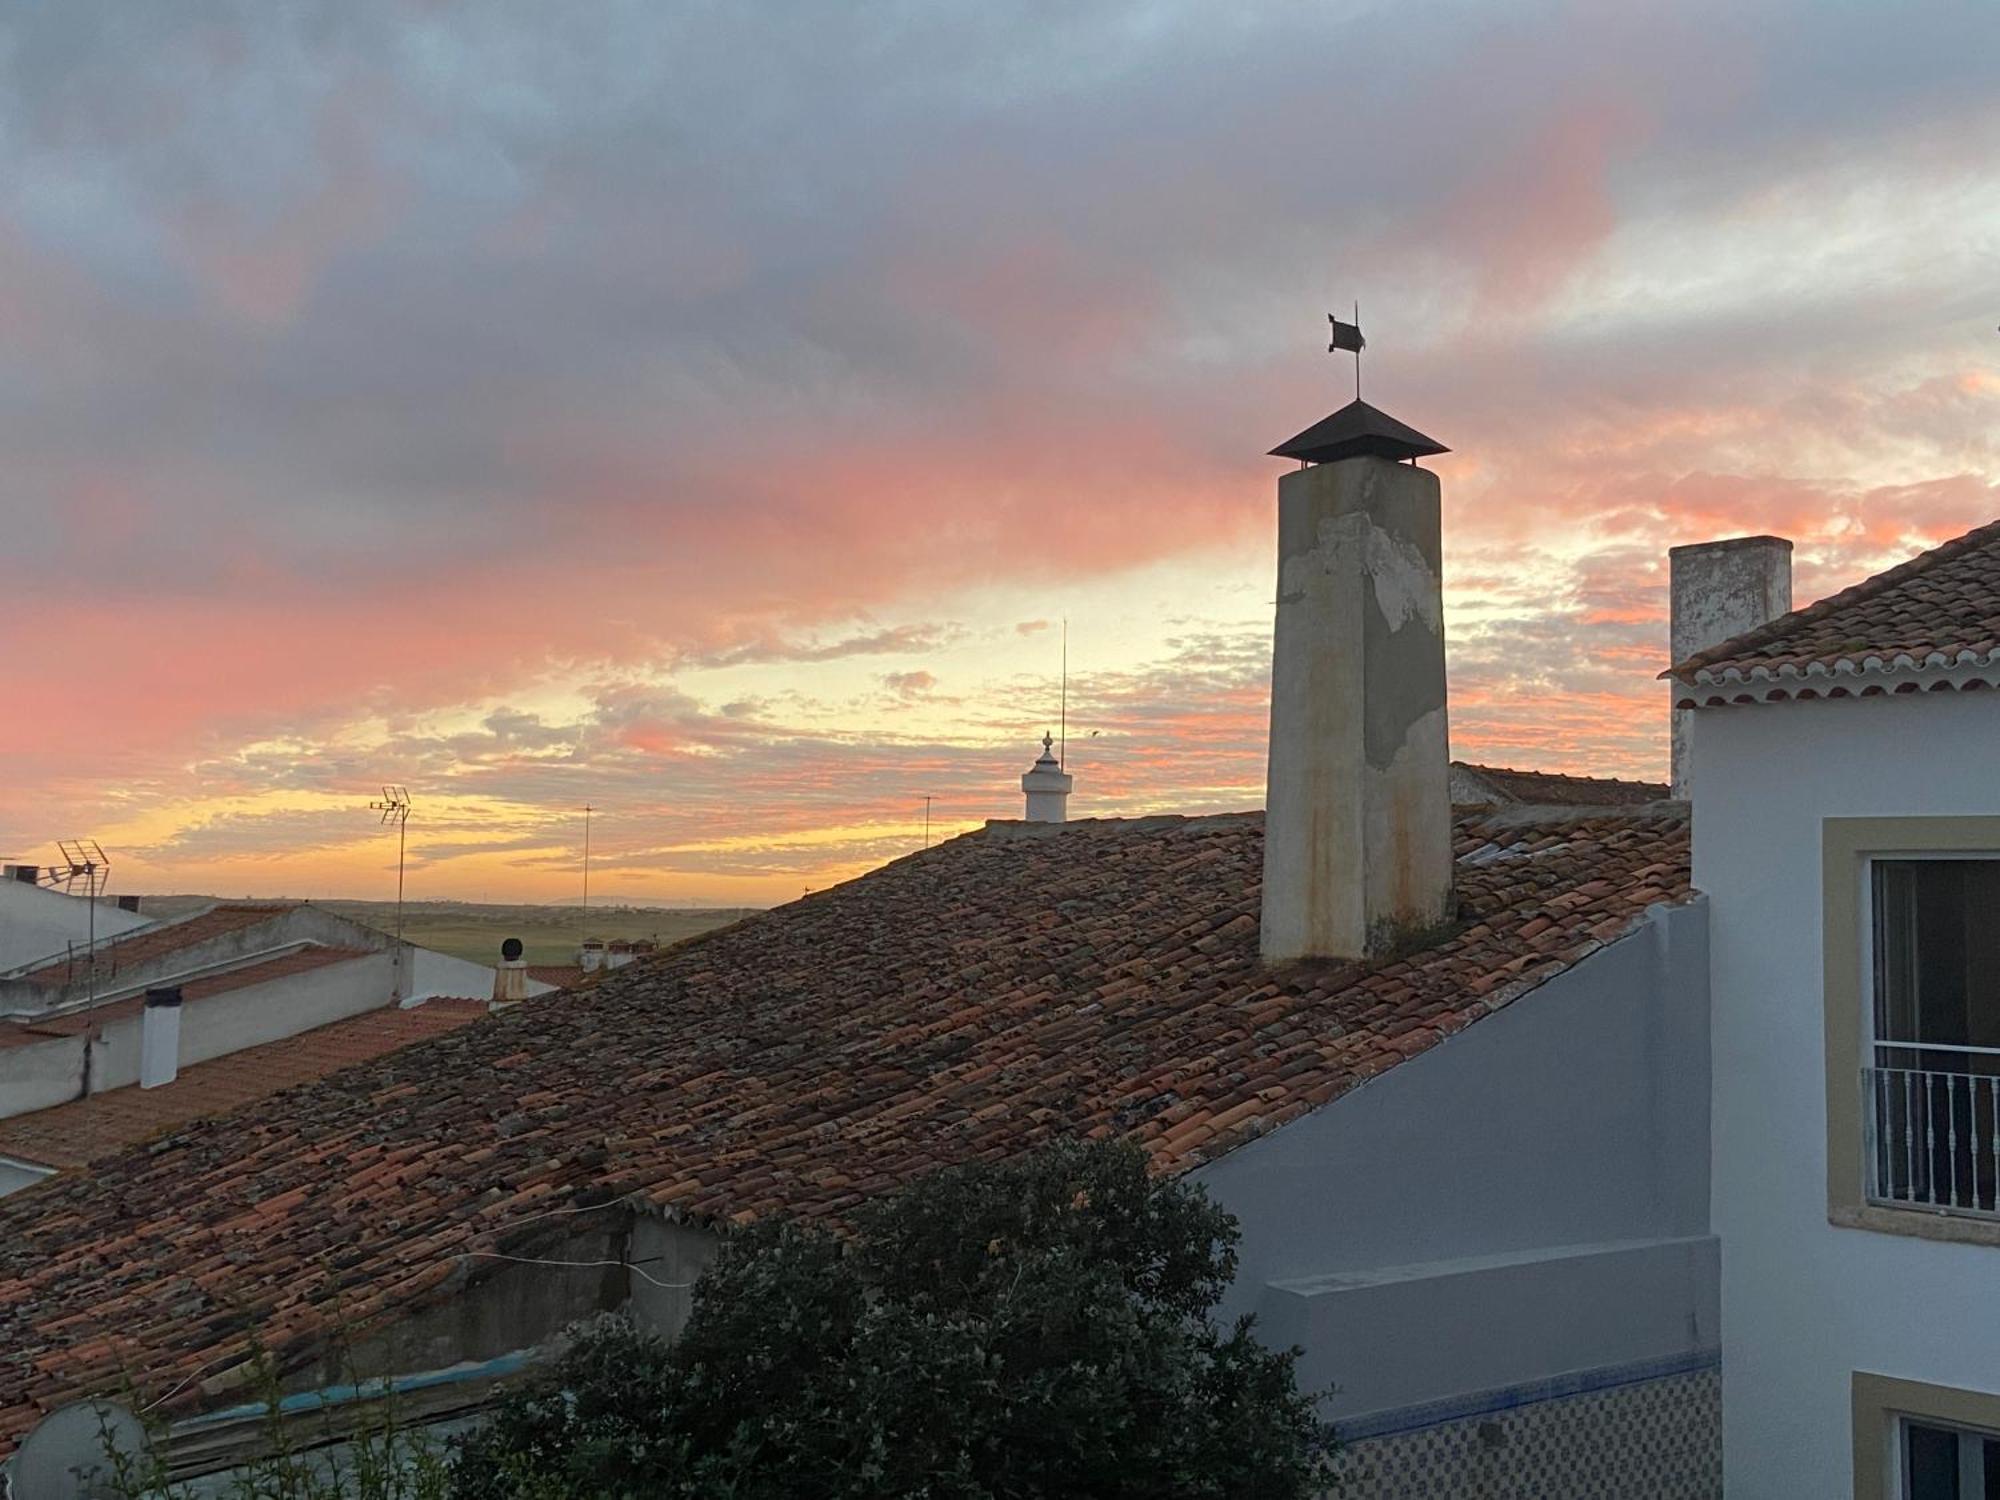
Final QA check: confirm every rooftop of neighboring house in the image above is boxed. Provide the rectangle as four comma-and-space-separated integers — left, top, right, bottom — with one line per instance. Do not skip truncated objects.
0, 998, 489, 1171
4, 902, 297, 988
1448, 762, 1669, 807
1669, 516, 2000, 705
0, 802, 1690, 1454
0, 945, 375, 1049
527, 964, 587, 989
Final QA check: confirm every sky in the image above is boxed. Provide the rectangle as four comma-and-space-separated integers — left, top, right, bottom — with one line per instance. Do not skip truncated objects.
1, 0, 1997, 909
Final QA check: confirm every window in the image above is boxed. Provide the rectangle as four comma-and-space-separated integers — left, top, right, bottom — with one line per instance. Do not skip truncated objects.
1902, 1418, 2000, 1499
1825, 820, 2000, 1242
1855, 1374, 2000, 1500
1866, 860, 2000, 1216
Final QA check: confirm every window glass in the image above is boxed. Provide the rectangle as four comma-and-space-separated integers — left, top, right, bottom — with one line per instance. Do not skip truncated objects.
1872, 860, 2000, 1062
1906, 1420, 1961, 1499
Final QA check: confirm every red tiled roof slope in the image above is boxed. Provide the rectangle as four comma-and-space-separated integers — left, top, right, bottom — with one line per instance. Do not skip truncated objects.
1453, 764, 1669, 806
526, 965, 586, 989
14, 903, 296, 989
0, 808, 1689, 1450
0, 1000, 487, 1169
1668, 517, 2000, 687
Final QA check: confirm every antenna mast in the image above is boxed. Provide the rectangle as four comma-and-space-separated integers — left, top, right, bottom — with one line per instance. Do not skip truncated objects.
580, 804, 594, 945
1060, 618, 1068, 770
44, 841, 108, 1007
368, 788, 411, 939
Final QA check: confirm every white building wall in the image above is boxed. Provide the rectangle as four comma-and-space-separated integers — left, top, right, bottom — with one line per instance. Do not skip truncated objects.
400, 947, 554, 1004
0, 882, 152, 973
1196, 899, 1714, 1426
1696, 691, 2000, 1497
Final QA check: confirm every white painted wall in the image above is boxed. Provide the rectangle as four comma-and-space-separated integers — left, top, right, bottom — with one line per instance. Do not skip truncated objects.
1697, 690, 2000, 1497
0, 1033, 88, 1118
400, 947, 552, 1004
0, 1154, 53, 1197
0, 881, 152, 973
1196, 899, 1714, 1423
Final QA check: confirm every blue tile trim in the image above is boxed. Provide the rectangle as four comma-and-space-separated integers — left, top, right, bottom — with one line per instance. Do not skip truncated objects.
1334, 1347, 1721, 1444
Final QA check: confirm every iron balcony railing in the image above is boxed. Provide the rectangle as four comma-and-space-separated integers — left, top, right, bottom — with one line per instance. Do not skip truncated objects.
1865, 1045, 2000, 1217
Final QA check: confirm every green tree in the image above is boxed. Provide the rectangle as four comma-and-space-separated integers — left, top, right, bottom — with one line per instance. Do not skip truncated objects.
451, 1139, 1333, 1499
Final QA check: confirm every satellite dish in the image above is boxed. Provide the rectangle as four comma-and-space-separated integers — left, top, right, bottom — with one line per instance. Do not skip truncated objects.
13, 1400, 146, 1498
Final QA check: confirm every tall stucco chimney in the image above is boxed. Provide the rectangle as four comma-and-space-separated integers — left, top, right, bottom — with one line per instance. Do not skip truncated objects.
139, 986, 182, 1089
1021, 732, 1073, 823
1260, 399, 1454, 962
1669, 535, 1792, 798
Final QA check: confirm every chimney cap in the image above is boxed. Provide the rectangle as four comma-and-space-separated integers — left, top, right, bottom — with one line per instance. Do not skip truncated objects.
1270, 399, 1448, 464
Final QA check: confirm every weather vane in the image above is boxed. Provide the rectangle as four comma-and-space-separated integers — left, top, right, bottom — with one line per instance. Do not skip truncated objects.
1328, 304, 1364, 402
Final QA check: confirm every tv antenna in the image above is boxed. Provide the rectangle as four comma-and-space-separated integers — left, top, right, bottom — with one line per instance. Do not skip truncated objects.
368, 787, 412, 939
43, 841, 109, 1005
922, 795, 934, 849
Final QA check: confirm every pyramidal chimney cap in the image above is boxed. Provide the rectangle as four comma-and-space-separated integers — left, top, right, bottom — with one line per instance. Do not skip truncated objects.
1270, 398, 1448, 465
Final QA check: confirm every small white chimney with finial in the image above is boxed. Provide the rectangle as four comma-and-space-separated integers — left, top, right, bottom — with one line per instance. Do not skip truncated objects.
1021, 733, 1073, 823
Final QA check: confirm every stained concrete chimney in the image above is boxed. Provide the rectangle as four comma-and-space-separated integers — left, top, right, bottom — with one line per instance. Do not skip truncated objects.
1669, 535, 1792, 798
139, 986, 182, 1089
1021, 732, 1073, 823
1261, 401, 1454, 962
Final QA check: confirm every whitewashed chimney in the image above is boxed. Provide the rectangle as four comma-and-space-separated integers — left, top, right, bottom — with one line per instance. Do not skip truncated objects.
1669, 535, 1792, 798
1021, 732, 1073, 823
1260, 399, 1454, 962
139, 986, 182, 1089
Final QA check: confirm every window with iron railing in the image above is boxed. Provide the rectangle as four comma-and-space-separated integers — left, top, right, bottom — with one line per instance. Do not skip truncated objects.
1866, 858, 2000, 1218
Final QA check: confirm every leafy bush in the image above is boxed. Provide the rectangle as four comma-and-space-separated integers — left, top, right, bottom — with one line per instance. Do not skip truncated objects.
451, 1139, 1333, 1498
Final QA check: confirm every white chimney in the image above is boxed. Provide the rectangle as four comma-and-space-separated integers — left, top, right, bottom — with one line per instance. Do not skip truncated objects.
1261, 399, 1454, 963
492, 937, 530, 1008
579, 939, 606, 972
139, 986, 182, 1089
1021, 732, 1073, 823
1669, 535, 1792, 798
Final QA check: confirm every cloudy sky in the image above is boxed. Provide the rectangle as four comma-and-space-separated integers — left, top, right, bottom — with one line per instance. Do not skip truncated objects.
1, 1, 1996, 907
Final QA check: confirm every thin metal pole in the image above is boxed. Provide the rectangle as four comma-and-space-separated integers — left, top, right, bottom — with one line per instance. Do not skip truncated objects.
581, 804, 593, 944
923, 796, 933, 849
1353, 300, 1362, 402
395, 815, 406, 940
1060, 618, 1067, 770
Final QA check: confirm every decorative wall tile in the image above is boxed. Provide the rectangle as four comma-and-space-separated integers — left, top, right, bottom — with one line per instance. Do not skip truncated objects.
1328, 1367, 1721, 1499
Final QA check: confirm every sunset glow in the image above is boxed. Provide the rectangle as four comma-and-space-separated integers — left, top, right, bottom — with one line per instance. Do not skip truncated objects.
3, 2, 1996, 906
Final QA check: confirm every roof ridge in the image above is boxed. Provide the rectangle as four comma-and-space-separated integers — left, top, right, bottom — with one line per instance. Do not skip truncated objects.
1666, 515, 2000, 681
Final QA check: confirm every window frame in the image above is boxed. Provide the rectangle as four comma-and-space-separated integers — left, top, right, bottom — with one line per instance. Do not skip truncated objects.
1824, 819, 2000, 1244
1854, 1372, 2000, 1500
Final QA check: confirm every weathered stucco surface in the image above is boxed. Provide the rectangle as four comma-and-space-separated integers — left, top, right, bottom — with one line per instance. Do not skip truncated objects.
1667, 535, 1790, 797
1261, 455, 1452, 960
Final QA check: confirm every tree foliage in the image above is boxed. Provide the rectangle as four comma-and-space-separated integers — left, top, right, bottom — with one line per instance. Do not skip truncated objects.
450, 1140, 1333, 1499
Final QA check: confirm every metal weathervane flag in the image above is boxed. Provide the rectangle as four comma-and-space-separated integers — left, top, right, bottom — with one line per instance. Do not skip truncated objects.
1326, 314, 1365, 353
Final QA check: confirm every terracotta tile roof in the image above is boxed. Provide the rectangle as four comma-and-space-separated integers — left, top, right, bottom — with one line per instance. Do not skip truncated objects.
0, 1001, 487, 1170
0, 808, 1688, 1451
1451, 763, 1669, 806
1668, 517, 2000, 701
10, 903, 297, 990
0, 947, 373, 1048
526, 965, 586, 990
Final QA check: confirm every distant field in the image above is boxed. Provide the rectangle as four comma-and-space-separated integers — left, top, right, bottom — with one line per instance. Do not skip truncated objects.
142, 897, 758, 966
